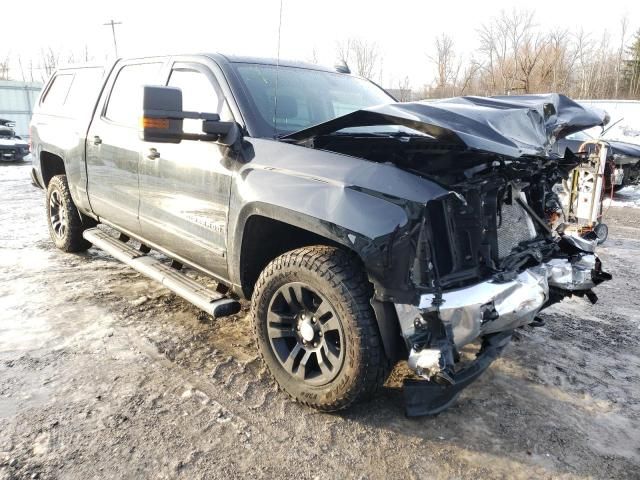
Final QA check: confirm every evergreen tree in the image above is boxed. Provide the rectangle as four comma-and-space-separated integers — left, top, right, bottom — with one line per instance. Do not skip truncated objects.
623, 29, 640, 98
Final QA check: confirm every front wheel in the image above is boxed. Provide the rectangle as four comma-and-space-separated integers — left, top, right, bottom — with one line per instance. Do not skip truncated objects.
46, 175, 93, 252
251, 246, 388, 411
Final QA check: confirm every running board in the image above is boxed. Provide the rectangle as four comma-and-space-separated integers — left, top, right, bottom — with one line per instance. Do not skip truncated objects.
83, 228, 241, 318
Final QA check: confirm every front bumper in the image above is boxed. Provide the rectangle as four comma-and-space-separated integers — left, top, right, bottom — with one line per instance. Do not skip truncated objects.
404, 330, 513, 416
395, 253, 609, 416
396, 253, 606, 375
0, 147, 29, 162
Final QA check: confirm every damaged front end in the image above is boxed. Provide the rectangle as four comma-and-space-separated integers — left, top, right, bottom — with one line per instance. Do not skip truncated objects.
394, 180, 610, 415
285, 94, 612, 416
397, 249, 609, 415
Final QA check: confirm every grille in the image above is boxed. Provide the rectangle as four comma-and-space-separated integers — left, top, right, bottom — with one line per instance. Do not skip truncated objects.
0, 148, 17, 160
497, 198, 537, 258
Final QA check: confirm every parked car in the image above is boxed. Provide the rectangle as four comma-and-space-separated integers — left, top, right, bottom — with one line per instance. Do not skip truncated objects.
30, 55, 610, 415
555, 130, 640, 190
0, 118, 29, 162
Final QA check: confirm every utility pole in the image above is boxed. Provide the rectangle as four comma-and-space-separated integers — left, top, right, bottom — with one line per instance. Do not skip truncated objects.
103, 19, 122, 57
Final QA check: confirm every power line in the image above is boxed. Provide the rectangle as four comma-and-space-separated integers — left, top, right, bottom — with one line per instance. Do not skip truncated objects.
103, 19, 122, 57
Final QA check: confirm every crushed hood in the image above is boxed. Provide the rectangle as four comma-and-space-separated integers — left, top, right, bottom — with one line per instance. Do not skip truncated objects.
284, 94, 609, 159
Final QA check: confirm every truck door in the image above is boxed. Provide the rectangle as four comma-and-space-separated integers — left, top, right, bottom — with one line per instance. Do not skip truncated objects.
138, 61, 234, 280
86, 60, 164, 235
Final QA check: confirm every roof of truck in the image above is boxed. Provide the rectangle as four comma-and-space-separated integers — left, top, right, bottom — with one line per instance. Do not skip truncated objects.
52, 54, 337, 74
204, 53, 337, 72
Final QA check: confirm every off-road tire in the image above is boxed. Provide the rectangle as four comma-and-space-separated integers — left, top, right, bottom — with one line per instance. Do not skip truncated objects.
46, 175, 92, 252
252, 246, 388, 411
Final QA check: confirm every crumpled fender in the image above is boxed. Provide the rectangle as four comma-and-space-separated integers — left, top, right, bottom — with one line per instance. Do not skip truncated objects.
227, 138, 449, 302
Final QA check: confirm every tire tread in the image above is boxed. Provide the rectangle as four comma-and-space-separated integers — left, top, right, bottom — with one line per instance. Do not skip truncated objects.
251, 246, 389, 412
46, 175, 92, 252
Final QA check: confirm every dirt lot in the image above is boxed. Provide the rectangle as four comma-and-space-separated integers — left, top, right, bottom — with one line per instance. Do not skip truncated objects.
1, 160, 639, 479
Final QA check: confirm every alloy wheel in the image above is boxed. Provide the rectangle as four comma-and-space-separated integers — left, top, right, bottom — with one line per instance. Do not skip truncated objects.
266, 282, 345, 386
49, 190, 67, 239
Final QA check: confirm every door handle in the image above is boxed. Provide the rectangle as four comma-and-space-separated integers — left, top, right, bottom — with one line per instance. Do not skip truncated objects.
147, 148, 160, 160
93, 136, 102, 145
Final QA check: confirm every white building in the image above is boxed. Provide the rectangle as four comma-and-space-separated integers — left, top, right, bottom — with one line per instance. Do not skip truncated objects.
0, 80, 43, 141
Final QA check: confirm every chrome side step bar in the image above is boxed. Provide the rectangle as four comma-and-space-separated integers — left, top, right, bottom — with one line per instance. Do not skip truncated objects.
83, 228, 241, 318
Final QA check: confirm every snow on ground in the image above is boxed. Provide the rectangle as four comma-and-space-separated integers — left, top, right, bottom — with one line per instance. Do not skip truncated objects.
611, 185, 640, 208
2, 161, 640, 479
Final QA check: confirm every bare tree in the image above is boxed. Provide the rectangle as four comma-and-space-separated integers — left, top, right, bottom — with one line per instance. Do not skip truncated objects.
28, 59, 36, 83
430, 33, 457, 96
516, 32, 548, 92
0, 53, 10, 80
615, 16, 629, 98
334, 38, 380, 80
457, 59, 483, 95
308, 47, 319, 65
477, 9, 537, 94
66, 45, 94, 65
593, 32, 614, 98
412, 9, 637, 100
397, 76, 412, 101
537, 29, 573, 93
477, 12, 513, 94
40, 47, 59, 81
17, 56, 26, 82
335, 39, 353, 67
573, 29, 593, 97
351, 39, 379, 79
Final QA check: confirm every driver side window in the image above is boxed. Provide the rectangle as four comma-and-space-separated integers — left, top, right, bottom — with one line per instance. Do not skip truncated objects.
167, 67, 233, 134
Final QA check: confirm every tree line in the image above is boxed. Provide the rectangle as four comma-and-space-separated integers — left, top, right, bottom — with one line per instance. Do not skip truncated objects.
0, 46, 93, 83
427, 10, 640, 99
335, 10, 640, 100
2, 9, 639, 101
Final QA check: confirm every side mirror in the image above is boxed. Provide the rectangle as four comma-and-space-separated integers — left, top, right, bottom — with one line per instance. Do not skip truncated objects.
203, 120, 241, 147
140, 86, 185, 144
140, 85, 241, 147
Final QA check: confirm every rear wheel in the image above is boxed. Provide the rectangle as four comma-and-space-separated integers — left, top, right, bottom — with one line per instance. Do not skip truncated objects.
46, 175, 93, 252
251, 246, 388, 411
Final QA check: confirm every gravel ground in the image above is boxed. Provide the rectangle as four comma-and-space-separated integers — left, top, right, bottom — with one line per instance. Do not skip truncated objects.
1, 160, 639, 479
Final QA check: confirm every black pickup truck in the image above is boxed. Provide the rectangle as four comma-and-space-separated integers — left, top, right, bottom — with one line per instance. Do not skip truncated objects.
30, 53, 610, 416
0, 118, 29, 162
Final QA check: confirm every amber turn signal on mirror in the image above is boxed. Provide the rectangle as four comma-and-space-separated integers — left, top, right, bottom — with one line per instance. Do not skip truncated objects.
140, 117, 170, 130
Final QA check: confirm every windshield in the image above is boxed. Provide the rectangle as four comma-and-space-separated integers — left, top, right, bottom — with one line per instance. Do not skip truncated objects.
233, 63, 394, 137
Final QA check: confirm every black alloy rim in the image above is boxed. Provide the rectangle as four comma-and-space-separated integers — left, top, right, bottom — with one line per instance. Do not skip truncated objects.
266, 282, 345, 385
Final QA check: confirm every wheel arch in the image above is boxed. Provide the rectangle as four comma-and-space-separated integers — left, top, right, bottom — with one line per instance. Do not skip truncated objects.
234, 206, 355, 299
232, 203, 406, 363
40, 150, 66, 188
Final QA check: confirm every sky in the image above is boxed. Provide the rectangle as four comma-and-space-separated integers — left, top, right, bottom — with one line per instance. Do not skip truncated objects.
3, 0, 639, 88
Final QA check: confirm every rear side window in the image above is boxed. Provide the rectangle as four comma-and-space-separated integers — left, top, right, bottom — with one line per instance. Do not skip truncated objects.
41, 74, 74, 108
65, 68, 105, 118
104, 63, 162, 126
